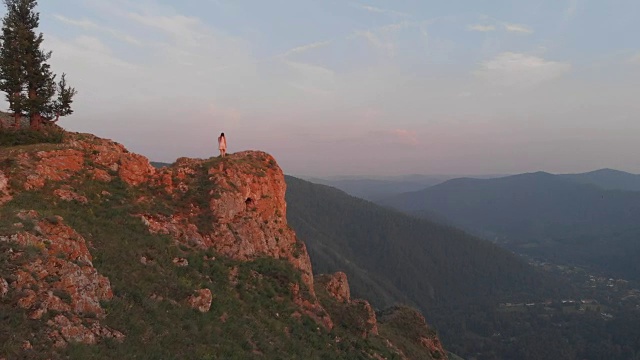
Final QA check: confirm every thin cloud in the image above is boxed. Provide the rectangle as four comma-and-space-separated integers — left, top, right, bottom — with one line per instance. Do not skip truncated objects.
476, 52, 571, 87
279, 40, 331, 58
419, 22, 429, 43
284, 60, 334, 77
53, 14, 95, 28
352, 3, 409, 18
468, 24, 496, 32
348, 21, 415, 57
379, 21, 413, 34
126, 12, 206, 47
284, 60, 335, 96
359, 4, 385, 13
350, 30, 395, 56
53, 14, 141, 45
503, 23, 533, 34
566, 0, 579, 20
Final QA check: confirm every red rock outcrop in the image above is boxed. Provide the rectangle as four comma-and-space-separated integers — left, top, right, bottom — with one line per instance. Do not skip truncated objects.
321, 271, 350, 303
354, 299, 379, 337
22, 149, 84, 190
139, 151, 317, 297
290, 282, 334, 330
0, 169, 11, 205
0, 211, 122, 347
0, 277, 8, 298
187, 288, 213, 312
118, 152, 155, 186
8, 133, 155, 191
317, 272, 379, 337
53, 188, 88, 203
420, 336, 447, 359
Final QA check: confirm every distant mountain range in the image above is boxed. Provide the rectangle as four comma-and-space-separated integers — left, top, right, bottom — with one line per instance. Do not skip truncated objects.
379, 169, 640, 280
560, 168, 640, 192
302, 174, 504, 201
307, 168, 640, 202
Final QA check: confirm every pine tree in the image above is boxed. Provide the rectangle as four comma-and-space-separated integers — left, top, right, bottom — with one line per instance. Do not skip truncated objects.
0, 0, 76, 129
0, 0, 28, 128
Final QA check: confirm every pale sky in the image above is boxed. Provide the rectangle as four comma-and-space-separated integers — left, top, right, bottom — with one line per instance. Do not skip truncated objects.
3, 0, 640, 176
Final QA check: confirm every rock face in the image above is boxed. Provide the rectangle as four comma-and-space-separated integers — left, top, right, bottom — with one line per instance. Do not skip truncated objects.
0, 211, 123, 347
187, 289, 213, 312
7, 134, 156, 192
355, 299, 379, 337
317, 272, 379, 338
0, 277, 8, 298
0, 170, 11, 205
420, 336, 447, 359
321, 271, 350, 303
53, 188, 88, 203
139, 151, 317, 296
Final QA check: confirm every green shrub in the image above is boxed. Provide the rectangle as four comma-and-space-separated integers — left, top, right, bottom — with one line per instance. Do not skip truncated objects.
52, 289, 72, 304
0, 127, 65, 147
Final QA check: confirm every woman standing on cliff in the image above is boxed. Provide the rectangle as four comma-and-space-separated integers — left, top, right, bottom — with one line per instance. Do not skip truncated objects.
218, 132, 227, 157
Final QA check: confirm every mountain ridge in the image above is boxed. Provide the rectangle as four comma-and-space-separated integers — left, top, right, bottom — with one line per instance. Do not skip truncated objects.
380, 169, 640, 280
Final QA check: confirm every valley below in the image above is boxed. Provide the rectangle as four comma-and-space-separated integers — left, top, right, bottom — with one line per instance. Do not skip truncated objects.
306, 171, 640, 359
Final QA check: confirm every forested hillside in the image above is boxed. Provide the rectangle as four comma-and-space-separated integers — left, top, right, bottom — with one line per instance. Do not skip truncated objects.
285, 176, 571, 357
380, 172, 640, 280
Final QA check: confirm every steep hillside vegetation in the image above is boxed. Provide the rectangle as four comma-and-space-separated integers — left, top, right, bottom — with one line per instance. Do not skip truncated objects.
285, 176, 569, 357
0, 132, 444, 359
380, 172, 640, 280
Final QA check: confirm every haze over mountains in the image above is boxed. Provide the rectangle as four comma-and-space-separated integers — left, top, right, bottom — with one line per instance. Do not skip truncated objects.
304, 174, 505, 202
379, 168, 640, 281
310, 168, 640, 201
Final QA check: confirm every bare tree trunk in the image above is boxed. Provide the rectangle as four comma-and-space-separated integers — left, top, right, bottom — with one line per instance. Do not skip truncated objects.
13, 112, 21, 129
12, 92, 22, 129
28, 88, 40, 130
29, 113, 41, 130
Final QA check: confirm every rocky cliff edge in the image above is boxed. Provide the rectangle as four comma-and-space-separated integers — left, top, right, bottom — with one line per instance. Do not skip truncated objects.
0, 132, 446, 359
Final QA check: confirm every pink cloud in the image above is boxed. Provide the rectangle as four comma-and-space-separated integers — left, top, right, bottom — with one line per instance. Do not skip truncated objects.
390, 129, 419, 146
366, 128, 420, 147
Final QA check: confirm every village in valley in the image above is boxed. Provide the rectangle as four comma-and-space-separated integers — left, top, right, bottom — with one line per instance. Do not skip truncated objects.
498, 258, 640, 321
